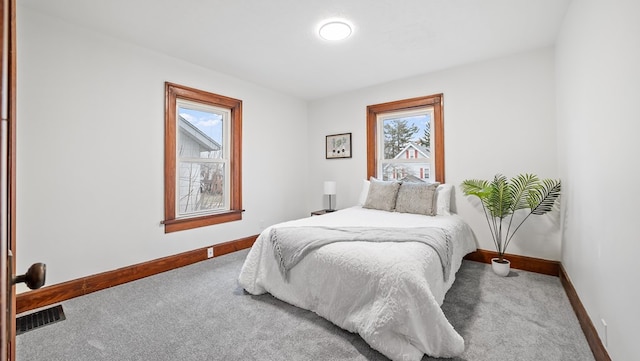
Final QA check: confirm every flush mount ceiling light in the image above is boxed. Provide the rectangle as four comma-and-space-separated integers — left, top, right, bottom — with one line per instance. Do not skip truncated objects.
318, 20, 353, 41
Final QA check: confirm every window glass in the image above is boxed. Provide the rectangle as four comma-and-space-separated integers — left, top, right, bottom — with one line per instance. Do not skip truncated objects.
378, 108, 434, 182
176, 101, 229, 217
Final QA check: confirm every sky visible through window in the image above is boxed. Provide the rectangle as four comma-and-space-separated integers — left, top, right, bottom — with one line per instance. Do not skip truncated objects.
389, 113, 431, 142
179, 108, 428, 146
179, 107, 223, 144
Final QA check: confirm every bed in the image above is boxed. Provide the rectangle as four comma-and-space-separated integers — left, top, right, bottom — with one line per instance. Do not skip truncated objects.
238, 181, 477, 361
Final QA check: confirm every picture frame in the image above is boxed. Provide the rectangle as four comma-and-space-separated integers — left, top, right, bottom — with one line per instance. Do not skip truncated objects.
326, 133, 352, 159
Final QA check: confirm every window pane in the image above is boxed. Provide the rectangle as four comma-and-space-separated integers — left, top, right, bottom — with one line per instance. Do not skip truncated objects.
178, 162, 225, 216
177, 106, 223, 159
380, 110, 434, 181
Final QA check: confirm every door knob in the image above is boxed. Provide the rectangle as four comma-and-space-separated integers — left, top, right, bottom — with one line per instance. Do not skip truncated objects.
13, 263, 46, 290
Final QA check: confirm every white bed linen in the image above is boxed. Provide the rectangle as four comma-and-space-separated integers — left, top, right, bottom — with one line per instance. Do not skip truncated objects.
238, 206, 477, 361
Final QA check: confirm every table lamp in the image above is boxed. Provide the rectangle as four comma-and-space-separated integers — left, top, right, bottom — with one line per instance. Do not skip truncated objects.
324, 181, 337, 212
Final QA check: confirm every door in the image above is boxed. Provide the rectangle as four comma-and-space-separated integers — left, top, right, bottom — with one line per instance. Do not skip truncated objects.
2, 0, 48, 358
1, 0, 16, 358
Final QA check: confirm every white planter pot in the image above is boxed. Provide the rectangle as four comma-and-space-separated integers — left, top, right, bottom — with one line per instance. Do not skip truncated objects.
491, 258, 511, 276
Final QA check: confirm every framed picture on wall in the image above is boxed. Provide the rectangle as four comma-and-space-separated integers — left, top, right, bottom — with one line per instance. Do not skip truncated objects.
326, 133, 352, 159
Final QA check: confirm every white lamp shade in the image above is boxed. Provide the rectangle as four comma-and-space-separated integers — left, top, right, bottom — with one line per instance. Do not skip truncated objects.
324, 181, 337, 195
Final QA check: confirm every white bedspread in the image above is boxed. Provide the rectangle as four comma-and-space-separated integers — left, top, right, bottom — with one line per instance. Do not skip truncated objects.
238, 206, 477, 361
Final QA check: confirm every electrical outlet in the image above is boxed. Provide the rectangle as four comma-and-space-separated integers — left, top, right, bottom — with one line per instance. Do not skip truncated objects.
601, 318, 608, 347
207, 247, 214, 258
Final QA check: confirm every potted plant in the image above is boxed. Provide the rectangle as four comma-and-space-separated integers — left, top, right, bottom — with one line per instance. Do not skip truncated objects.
460, 174, 561, 276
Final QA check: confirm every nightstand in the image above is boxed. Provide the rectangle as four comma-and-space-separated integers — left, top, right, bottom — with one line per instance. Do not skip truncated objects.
311, 209, 336, 216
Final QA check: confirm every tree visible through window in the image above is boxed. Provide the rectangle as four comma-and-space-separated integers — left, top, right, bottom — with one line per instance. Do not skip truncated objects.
367, 94, 444, 183
383, 117, 419, 160
164, 82, 242, 233
380, 109, 433, 181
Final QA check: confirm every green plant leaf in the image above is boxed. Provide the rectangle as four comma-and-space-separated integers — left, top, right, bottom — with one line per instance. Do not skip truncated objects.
487, 174, 511, 219
529, 178, 561, 215
509, 173, 540, 212
460, 179, 489, 196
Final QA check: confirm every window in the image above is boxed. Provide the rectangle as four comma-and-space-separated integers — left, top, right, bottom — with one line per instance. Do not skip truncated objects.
367, 94, 444, 183
164, 82, 242, 233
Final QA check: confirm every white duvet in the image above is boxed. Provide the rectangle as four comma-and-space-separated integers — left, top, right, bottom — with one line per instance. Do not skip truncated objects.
238, 206, 477, 361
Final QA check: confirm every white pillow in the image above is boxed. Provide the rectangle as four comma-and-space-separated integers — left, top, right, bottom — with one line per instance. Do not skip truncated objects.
436, 184, 453, 215
358, 179, 370, 206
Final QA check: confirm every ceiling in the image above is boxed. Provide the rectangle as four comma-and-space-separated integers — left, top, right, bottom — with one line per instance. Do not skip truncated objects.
20, 0, 571, 100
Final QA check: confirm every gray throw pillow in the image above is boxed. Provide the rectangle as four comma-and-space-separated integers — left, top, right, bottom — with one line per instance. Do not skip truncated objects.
362, 178, 401, 211
395, 181, 440, 216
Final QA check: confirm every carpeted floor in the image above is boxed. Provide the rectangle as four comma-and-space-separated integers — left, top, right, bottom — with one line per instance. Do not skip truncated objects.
16, 249, 594, 361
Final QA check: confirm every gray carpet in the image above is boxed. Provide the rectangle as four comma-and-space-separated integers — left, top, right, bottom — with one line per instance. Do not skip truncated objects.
16, 249, 594, 361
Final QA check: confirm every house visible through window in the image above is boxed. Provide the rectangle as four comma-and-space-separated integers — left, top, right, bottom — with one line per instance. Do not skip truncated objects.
378, 108, 434, 182
176, 100, 228, 217
164, 82, 243, 233
367, 94, 444, 183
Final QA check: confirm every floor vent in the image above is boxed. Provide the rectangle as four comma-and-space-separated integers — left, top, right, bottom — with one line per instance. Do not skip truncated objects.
16, 305, 66, 335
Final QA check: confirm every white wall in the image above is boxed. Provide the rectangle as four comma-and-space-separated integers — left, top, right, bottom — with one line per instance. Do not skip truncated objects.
16, 6, 309, 287
556, 0, 640, 359
308, 48, 561, 260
